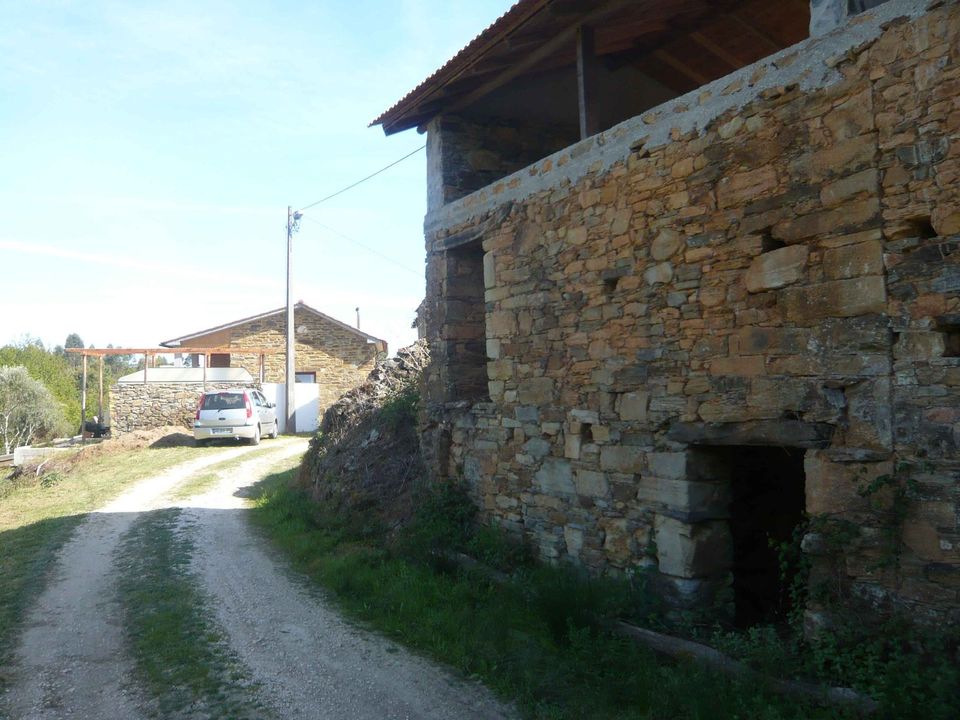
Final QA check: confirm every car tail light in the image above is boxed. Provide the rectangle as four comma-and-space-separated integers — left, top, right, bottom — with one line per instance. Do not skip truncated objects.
195, 394, 206, 421
245, 394, 253, 419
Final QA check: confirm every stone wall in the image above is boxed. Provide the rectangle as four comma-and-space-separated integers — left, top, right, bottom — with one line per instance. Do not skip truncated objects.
427, 115, 578, 212
111, 382, 247, 434
421, 0, 960, 623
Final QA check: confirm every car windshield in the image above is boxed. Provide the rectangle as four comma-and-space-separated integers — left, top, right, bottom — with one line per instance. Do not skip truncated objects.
203, 392, 246, 410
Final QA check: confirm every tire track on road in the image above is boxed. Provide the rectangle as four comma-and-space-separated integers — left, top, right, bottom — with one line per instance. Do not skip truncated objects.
0, 441, 282, 720
184, 442, 515, 720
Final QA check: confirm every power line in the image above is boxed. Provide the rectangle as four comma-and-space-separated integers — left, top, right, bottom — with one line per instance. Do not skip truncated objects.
297, 144, 426, 213
300, 215, 422, 277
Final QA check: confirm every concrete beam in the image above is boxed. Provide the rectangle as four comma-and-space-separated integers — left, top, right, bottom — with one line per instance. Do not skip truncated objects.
809, 0, 849, 36
811, 0, 891, 36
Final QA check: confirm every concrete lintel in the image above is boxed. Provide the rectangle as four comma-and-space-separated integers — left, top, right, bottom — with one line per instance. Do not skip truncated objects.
430, 202, 513, 252
812, 1, 894, 37
810, 0, 850, 36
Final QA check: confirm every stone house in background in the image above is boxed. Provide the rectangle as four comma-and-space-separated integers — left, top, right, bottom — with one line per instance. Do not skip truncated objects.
160, 302, 388, 413
375, 0, 960, 627
110, 303, 387, 435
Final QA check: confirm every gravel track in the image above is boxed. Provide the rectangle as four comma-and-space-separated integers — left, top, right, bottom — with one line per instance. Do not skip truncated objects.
183, 442, 515, 720
1, 441, 266, 720
4, 437, 515, 720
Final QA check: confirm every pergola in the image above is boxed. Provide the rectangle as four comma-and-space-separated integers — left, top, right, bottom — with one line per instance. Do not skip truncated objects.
66, 346, 283, 438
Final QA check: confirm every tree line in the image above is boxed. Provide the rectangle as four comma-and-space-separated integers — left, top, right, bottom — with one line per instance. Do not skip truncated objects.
0, 335, 135, 452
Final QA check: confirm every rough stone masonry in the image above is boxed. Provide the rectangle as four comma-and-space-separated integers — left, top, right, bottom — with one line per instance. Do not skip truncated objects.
418, 0, 960, 625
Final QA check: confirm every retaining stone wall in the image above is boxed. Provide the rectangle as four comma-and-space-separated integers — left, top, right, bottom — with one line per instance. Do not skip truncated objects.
111, 382, 247, 434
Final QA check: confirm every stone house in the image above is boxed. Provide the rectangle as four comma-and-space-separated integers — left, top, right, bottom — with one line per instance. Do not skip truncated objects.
160, 302, 388, 413
375, 0, 960, 626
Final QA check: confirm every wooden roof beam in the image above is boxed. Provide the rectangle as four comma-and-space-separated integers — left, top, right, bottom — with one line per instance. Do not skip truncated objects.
726, 12, 783, 54
652, 47, 712, 86
688, 31, 744, 71
577, 24, 600, 139
446, 0, 633, 115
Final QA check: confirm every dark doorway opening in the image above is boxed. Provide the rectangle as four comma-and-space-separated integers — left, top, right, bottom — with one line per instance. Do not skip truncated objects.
726, 446, 806, 627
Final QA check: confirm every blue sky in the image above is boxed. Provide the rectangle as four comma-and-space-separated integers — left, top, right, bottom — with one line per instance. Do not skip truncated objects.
0, 0, 512, 354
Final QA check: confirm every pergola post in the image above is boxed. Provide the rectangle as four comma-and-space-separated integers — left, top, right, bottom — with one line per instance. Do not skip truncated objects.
80, 354, 88, 443
98, 356, 104, 423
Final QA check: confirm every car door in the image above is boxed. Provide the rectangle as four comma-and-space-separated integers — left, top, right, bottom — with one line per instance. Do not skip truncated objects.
261, 391, 277, 428
253, 390, 274, 429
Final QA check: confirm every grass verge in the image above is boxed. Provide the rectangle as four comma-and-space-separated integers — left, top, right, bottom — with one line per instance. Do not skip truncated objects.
165, 441, 300, 502
251, 471, 897, 720
115, 508, 268, 719
0, 444, 211, 675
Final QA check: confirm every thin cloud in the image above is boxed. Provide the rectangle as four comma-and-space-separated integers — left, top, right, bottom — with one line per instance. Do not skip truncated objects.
0, 239, 281, 291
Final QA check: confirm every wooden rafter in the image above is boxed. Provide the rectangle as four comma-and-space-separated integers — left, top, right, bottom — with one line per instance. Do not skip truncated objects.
688, 31, 743, 71
653, 47, 712, 86
446, 0, 632, 115
379, 0, 804, 134
726, 12, 783, 54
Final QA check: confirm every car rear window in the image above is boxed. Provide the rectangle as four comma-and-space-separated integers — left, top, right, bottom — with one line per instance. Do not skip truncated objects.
203, 392, 246, 410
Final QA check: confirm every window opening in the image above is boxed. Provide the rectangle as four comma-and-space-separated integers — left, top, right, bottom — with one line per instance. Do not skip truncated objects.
443, 240, 489, 403
935, 318, 960, 358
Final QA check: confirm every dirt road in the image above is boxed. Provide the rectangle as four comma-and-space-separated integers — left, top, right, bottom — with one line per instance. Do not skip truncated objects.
1, 439, 513, 720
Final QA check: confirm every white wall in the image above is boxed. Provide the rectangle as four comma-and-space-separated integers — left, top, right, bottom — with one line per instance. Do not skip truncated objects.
262, 383, 320, 434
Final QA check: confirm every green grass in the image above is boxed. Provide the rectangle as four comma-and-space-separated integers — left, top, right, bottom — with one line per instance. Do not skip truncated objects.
0, 443, 213, 674
115, 508, 269, 719
249, 473, 858, 720
165, 442, 301, 501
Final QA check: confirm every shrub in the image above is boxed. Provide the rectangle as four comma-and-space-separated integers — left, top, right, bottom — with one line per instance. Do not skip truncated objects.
379, 385, 419, 434
0, 366, 68, 453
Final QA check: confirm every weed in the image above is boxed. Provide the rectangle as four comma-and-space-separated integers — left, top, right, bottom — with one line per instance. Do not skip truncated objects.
856, 463, 921, 570
0, 444, 210, 684
379, 386, 419, 434
166, 443, 299, 502
248, 468, 960, 720
39, 470, 63, 488
249, 473, 842, 719
115, 508, 269, 719
395, 480, 476, 558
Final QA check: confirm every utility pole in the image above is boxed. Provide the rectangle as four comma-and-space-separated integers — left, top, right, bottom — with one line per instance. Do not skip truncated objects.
286, 206, 301, 434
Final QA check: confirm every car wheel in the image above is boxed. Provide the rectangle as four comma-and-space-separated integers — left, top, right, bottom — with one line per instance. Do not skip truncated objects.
269, 420, 279, 439
250, 424, 261, 446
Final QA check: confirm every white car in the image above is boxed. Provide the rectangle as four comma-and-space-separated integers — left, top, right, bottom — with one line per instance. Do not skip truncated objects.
193, 388, 279, 445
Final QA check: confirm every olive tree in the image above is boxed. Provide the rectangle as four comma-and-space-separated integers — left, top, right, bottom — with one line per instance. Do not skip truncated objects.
0, 366, 67, 454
